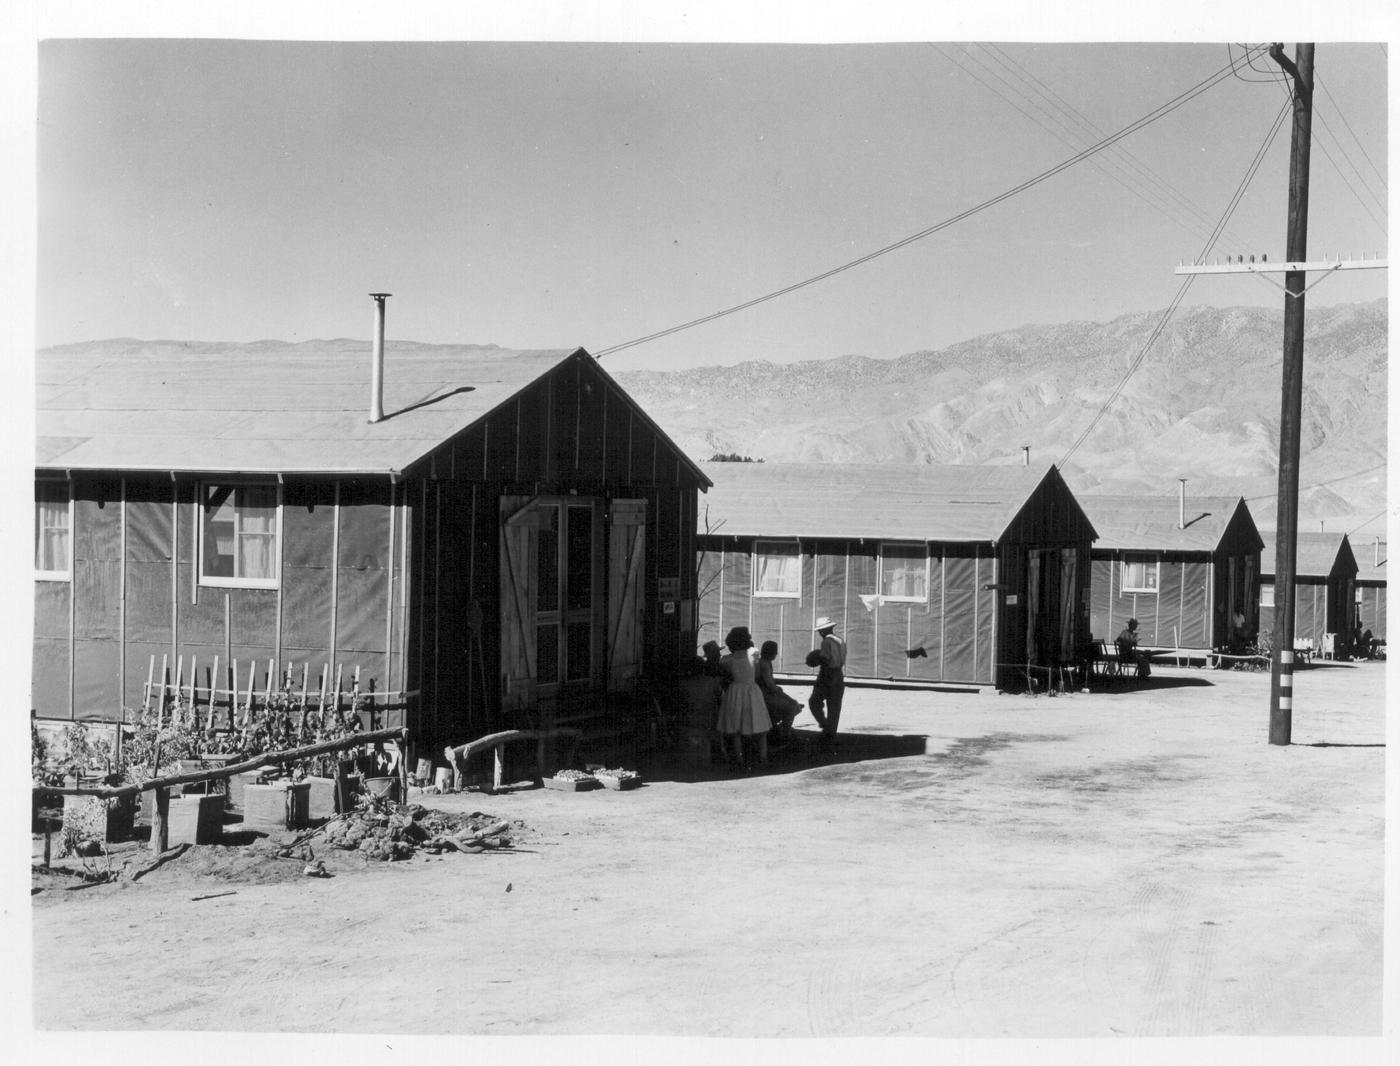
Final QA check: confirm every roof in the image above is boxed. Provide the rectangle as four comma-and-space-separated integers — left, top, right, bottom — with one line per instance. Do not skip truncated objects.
1258, 530, 1357, 580
35, 341, 672, 478
696, 461, 1068, 542
1078, 495, 1256, 553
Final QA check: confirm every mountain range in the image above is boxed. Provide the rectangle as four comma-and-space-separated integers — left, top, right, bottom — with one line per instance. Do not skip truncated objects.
613, 300, 1389, 533
39, 299, 1387, 533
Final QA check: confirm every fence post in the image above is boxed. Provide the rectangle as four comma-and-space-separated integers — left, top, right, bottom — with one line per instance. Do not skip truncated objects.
150, 787, 170, 855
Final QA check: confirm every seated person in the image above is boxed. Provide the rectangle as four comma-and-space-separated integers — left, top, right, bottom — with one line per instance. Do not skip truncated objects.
1117, 618, 1151, 677
755, 640, 802, 739
1228, 610, 1252, 654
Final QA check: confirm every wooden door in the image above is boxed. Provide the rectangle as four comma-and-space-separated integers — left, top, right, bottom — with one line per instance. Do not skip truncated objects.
607, 499, 647, 692
499, 495, 539, 712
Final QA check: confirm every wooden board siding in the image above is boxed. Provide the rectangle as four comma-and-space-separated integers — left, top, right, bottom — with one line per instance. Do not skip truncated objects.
398, 352, 704, 749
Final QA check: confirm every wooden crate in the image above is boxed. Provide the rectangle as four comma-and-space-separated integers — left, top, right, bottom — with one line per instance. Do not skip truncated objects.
166, 794, 223, 846
594, 775, 641, 791
304, 776, 336, 820
243, 781, 311, 832
542, 776, 601, 792
63, 793, 137, 843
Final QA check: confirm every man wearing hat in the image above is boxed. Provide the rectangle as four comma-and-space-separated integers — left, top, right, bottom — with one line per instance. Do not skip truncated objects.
808, 616, 847, 749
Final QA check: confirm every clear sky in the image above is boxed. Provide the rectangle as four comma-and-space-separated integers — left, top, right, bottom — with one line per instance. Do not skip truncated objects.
25, 12, 1396, 379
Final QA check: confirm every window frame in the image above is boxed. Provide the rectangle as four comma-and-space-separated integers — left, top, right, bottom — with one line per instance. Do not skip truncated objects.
34, 479, 73, 582
198, 480, 283, 590
752, 539, 802, 599
878, 541, 929, 603
1120, 556, 1160, 595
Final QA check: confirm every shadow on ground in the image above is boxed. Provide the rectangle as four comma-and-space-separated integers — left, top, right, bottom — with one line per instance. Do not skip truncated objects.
639, 728, 931, 784
1090, 674, 1219, 692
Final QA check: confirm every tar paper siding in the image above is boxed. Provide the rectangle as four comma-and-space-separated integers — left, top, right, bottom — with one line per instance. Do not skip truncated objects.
697, 479, 1092, 689
697, 538, 998, 684
1259, 578, 1357, 647
1258, 547, 1359, 648
1090, 555, 1216, 649
1356, 582, 1386, 640
31, 473, 406, 728
1089, 516, 1261, 651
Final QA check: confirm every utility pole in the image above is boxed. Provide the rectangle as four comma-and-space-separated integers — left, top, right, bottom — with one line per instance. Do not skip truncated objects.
1266, 43, 1313, 747
1176, 44, 1384, 744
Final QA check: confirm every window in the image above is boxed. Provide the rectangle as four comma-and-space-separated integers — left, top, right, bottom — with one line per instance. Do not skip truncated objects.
880, 542, 928, 601
35, 481, 71, 579
200, 483, 280, 587
1121, 557, 1159, 594
1260, 585, 1274, 608
533, 499, 601, 689
754, 540, 801, 598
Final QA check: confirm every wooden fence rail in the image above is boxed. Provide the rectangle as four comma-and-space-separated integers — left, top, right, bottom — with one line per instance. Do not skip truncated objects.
140, 653, 416, 731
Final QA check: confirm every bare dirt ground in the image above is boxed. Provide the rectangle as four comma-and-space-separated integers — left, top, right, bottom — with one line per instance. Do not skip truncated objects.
25, 659, 1390, 1050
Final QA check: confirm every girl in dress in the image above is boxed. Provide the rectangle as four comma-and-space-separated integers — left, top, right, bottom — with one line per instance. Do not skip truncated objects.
716, 626, 772, 769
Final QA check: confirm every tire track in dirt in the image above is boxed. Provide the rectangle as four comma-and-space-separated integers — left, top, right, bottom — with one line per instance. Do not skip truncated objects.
1184, 919, 1220, 1035
946, 917, 1038, 1012
1137, 878, 1201, 1036
803, 948, 862, 1035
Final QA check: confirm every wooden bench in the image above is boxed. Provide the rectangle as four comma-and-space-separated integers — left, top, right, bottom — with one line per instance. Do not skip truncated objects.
444, 727, 583, 792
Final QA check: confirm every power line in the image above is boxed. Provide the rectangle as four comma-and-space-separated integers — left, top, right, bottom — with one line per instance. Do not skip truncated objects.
592, 45, 1271, 360
1245, 462, 1387, 503
1268, 73, 1387, 234
1347, 508, 1387, 537
1059, 94, 1291, 467
1316, 72, 1387, 192
963, 43, 1255, 251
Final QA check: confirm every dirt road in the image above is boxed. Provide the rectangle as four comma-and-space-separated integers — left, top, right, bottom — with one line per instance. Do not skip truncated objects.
29, 659, 1387, 1043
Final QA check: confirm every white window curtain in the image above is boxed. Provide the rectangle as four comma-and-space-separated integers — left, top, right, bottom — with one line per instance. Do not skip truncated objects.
202, 483, 278, 583
36, 495, 70, 572
236, 488, 277, 579
881, 545, 927, 599
755, 544, 800, 595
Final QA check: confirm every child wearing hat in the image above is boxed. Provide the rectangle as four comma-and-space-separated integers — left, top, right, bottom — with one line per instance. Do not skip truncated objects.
716, 626, 773, 770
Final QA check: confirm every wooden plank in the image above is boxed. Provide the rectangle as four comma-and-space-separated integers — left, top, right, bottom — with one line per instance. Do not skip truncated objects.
243, 659, 256, 725
187, 653, 197, 726
209, 656, 220, 732
143, 655, 155, 714
300, 662, 310, 730
227, 659, 237, 732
